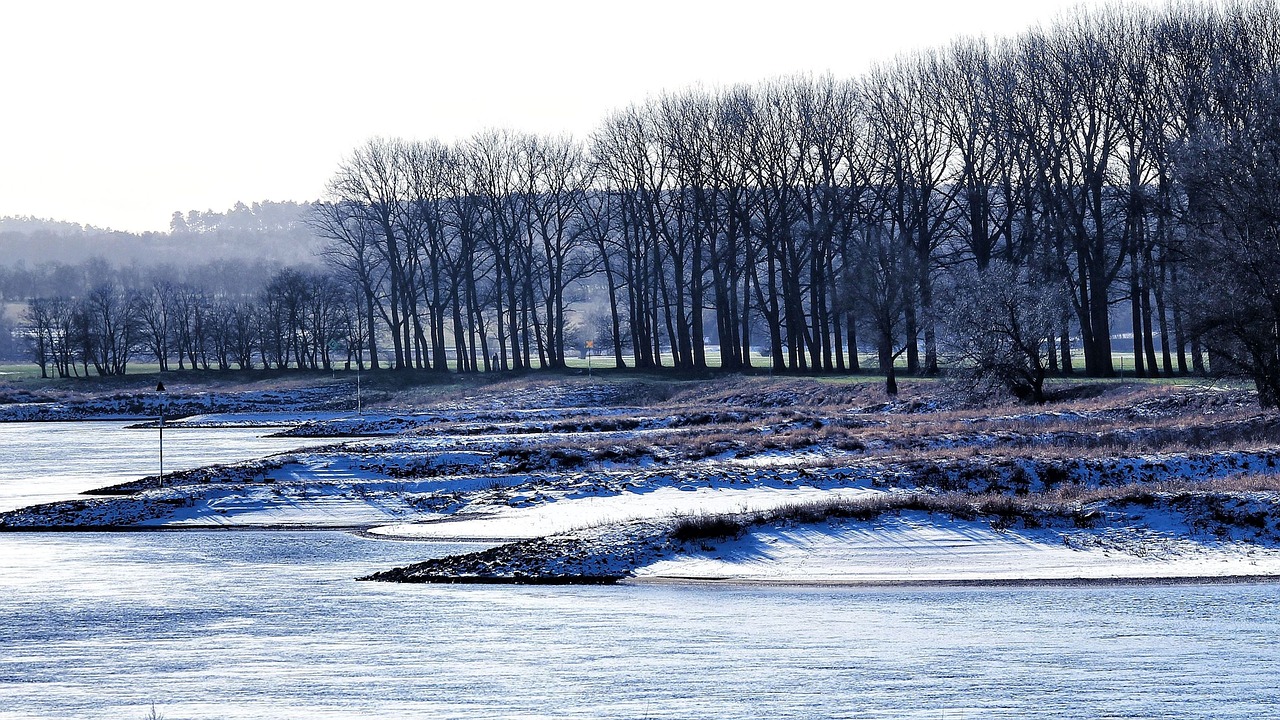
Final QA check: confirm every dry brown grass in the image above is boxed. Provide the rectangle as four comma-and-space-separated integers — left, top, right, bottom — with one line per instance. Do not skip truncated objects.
1046, 473, 1280, 504
456, 380, 1274, 473
663, 376, 947, 412
366, 379, 1274, 484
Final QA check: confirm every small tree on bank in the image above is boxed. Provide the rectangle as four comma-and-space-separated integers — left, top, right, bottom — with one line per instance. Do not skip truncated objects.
939, 262, 1065, 403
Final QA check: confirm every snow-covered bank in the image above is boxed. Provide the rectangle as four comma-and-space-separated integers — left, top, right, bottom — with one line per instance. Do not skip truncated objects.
0, 454, 417, 529
368, 485, 880, 540
367, 493, 1280, 586
9, 377, 1280, 589
631, 514, 1280, 586
0, 385, 353, 422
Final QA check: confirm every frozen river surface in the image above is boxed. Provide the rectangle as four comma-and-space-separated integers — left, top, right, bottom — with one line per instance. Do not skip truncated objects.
0, 421, 322, 512
1, 530, 1278, 720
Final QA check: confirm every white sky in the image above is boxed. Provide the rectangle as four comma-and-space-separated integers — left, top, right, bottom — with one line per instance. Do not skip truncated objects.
0, 0, 1163, 233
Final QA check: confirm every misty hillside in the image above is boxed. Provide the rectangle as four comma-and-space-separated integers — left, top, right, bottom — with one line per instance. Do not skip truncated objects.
0, 201, 323, 267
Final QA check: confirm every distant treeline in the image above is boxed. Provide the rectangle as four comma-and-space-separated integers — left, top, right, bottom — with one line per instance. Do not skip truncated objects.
22, 269, 353, 378
0, 201, 321, 271
10, 1, 1280, 405
0, 257, 291, 305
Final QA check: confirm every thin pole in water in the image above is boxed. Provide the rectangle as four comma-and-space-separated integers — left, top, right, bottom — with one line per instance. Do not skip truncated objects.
156, 381, 166, 487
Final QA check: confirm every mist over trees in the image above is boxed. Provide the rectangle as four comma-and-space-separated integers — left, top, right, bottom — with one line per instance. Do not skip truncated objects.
1, 202, 328, 375
7, 1, 1280, 404
0, 201, 321, 269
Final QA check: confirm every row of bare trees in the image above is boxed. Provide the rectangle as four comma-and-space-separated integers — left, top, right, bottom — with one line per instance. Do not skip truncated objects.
314, 2, 1280, 396
313, 132, 598, 373
16, 1, 1280, 403
24, 269, 363, 378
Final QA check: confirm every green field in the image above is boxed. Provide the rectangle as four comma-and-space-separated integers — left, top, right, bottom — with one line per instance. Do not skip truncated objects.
0, 348, 1220, 389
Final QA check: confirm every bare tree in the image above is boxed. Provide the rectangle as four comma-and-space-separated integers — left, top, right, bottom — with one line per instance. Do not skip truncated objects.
1180, 72, 1280, 405
24, 297, 55, 378
137, 280, 175, 371
312, 200, 386, 370
82, 283, 140, 376
940, 262, 1066, 403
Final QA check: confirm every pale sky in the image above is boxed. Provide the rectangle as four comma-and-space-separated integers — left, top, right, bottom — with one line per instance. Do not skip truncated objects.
0, 0, 1162, 233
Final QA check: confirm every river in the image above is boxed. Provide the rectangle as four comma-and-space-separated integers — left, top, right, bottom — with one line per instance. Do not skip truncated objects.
1, 423, 1277, 719
1, 529, 1277, 720
0, 421, 323, 512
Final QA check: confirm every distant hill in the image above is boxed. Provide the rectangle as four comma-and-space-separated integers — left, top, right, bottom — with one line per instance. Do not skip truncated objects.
0, 201, 324, 267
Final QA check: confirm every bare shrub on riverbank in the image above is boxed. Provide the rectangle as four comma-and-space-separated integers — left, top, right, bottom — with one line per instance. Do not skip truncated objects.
754, 492, 1083, 528
670, 512, 749, 541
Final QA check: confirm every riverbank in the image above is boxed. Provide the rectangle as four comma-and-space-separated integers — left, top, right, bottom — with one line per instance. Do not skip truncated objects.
361, 484, 1280, 586
5, 375, 1280, 586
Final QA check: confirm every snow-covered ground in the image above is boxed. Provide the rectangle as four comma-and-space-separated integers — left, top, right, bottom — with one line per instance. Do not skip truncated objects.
138, 456, 435, 528
6, 378, 1280, 587
369, 485, 880, 540
632, 513, 1280, 585
0, 383, 354, 422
